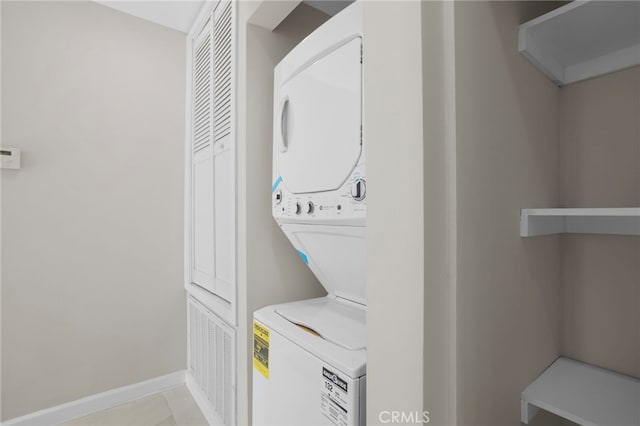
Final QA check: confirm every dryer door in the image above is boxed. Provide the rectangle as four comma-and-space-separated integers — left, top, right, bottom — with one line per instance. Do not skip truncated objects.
275, 37, 362, 194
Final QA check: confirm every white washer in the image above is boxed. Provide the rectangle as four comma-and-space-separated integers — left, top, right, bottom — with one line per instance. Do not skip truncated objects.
253, 297, 365, 426
253, 3, 366, 426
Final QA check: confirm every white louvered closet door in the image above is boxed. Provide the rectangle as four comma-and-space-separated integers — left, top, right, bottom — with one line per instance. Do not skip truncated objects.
190, 0, 236, 315
191, 17, 215, 293
211, 0, 235, 304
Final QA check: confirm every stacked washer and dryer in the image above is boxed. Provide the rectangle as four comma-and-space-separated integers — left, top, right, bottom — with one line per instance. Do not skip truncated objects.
252, 3, 366, 426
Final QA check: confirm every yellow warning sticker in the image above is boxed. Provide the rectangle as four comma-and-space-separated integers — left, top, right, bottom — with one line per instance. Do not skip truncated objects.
253, 320, 269, 379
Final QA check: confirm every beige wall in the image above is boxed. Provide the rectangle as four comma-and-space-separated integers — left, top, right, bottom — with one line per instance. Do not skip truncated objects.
364, 1, 426, 424
453, 2, 563, 425
421, 2, 457, 424
235, 3, 329, 424
560, 66, 640, 379
1, 2, 186, 420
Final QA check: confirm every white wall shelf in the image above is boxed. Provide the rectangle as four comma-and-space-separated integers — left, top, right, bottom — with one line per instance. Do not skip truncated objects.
518, 0, 640, 86
520, 208, 640, 237
521, 357, 640, 425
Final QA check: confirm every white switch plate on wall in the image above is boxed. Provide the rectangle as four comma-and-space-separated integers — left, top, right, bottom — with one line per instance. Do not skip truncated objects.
1, 147, 21, 169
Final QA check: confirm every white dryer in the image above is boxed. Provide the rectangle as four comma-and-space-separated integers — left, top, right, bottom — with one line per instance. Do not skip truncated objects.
253, 3, 366, 426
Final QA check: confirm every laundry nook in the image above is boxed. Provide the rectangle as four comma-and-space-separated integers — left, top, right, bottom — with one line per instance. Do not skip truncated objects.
1, 1, 638, 426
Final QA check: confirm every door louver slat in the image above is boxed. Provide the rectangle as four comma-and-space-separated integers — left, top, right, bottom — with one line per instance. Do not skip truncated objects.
214, 109, 231, 125
215, 3, 232, 33
188, 298, 235, 425
213, 2, 232, 143
192, 19, 212, 154
194, 125, 210, 142
223, 332, 232, 425
194, 55, 210, 76
213, 42, 231, 70
194, 71, 211, 91
194, 88, 211, 108
214, 81, 231, 104
193, 144, 209, 154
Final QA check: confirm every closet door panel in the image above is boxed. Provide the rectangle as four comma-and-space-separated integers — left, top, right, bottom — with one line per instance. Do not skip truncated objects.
211, 0, 235, 304
187, 0, 236, 324
191, 19, 215, 291
192, 150, 214, 289
213, 142, 233, 301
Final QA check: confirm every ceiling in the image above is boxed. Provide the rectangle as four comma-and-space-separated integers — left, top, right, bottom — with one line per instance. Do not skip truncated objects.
95, 0, 353, 34
95, 1, 205, 33
304, 0, 353, 16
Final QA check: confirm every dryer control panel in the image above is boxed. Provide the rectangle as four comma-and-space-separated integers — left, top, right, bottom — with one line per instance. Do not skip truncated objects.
272, 165, 365, 223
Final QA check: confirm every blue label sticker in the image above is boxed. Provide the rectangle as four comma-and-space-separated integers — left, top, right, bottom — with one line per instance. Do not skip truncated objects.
272, 176, 283, 193
296, 249, 309, 264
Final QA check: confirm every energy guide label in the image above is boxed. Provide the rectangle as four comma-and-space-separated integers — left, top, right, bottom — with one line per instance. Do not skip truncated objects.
320, 367, 349, 426
253, 321, 269, 379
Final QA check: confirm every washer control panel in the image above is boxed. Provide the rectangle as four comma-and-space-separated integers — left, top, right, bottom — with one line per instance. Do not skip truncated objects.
272, 167, 366, 221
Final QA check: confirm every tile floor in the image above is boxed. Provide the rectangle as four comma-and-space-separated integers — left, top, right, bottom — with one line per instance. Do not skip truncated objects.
61, 386, 208, 426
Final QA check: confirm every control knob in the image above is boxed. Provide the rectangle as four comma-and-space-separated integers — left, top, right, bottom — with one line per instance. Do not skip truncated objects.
351, 179, 366, 201
274, 189, 283, 205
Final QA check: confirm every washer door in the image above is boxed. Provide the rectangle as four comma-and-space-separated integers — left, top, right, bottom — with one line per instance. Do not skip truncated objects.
276, 37, 362, 194
275, 298, 366, 351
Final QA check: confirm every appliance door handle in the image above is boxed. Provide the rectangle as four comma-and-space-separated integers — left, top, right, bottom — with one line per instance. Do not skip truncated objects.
279, 97, 289, 153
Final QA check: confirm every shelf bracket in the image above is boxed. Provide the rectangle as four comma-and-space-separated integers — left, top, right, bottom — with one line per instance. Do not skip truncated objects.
521, 398, 540, 424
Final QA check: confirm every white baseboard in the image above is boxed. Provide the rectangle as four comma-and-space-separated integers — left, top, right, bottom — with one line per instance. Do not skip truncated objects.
3, 370, 186, 426
185, 374, 223, 426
